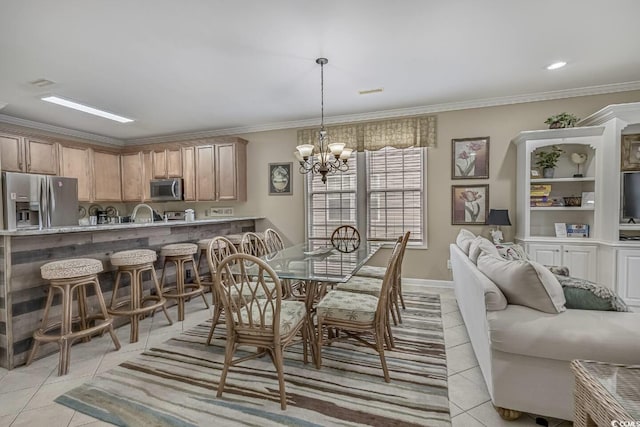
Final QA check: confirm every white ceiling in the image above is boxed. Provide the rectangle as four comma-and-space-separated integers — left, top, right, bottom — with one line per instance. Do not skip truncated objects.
1, 0, 640, 144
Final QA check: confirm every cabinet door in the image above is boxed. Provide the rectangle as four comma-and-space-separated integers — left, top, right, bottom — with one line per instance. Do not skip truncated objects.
216, 143, 237, 201
166, 148, 182, 178
527, 243, 562, 266
26, 138, 58, 175
142, 151, 153, 201
121, 152, 144, 202
152, 150, 167, 178
0, 134, 24, 172
562, 244, 597, 281
93, 150, 122, 201
617, 249, 640, 306
182, 147, 195, 201
196, 145, 216, 200
59, 145, 92, 202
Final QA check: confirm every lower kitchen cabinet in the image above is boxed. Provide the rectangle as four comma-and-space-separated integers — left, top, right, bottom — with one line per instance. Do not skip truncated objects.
616, 249, 640, 307
526, 242, 597, 281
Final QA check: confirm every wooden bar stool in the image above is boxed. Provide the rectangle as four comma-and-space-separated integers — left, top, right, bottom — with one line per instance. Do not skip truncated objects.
159, 243, 210, 321
26, 258, 121, 376
108, 249, 173, 343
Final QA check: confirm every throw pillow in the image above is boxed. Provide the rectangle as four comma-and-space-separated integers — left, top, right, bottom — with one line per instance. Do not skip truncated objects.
477, 251, 566, 314
554, 275, 630, 312
495, 243, 530, 261
456, 228, 475, 255
469, 236, 500, 264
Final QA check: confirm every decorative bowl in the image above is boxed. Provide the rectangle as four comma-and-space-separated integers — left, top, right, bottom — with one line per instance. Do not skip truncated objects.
563, 196, 582, 207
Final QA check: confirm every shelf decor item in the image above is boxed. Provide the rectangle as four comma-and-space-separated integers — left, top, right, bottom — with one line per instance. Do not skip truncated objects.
451, 137, 490, 179
534, 145, 564, 178
268, 162, 292, 195
570, 152, 587, 177
451, 184, 489, 225
621, 134, 640, 171
544, 112, 579, 129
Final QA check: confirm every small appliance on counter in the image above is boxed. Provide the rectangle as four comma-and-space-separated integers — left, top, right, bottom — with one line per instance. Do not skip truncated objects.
185, 209, 195, 222
2, 172, 79, 230
164, 210, 185, 221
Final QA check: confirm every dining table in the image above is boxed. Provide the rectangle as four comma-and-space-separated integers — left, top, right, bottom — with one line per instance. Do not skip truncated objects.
259, 241, 382, 362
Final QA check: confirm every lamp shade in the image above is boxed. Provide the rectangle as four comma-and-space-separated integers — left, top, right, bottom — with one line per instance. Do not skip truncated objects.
488, 209, 511, 226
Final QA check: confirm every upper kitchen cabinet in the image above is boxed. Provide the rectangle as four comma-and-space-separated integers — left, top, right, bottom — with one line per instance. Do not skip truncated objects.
121, 152, 144, 202
93, 150, 122, 201
0, 133, 58, 175
182, 146, 196, 201
216, 141, 246, 201
152, 148, 182, 178
59, 144, 92, 202
195, 140, 247, 201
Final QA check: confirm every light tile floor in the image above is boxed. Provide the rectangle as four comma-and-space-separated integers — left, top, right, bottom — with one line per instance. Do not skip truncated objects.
0, 287, 573, 427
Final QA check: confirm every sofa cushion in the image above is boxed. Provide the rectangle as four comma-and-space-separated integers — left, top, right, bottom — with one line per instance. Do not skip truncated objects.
456, 228, 475, 254
555, 275, 630, 312
469, 236, 500, 264
488, 304, 640, 364
495, 243, 530, 261
477, 252, 565, 314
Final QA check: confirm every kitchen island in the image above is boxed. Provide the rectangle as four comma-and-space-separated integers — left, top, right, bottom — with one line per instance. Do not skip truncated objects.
0, 216, 263, 369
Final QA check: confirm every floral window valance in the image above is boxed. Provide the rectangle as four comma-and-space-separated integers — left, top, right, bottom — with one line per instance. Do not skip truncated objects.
296, 115, 437, 152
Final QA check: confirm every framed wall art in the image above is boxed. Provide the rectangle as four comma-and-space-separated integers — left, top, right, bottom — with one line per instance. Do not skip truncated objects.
621, 134, 640, 171
268, 162, 293, 195
451, 184, 489, 225
451, 136, 490, 179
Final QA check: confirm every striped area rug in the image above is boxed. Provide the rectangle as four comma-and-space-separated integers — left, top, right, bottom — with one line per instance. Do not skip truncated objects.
56, 293, 449, 426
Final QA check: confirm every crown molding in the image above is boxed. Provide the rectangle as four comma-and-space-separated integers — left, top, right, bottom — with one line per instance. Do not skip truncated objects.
126, 80, 640, 144
0, 114, 124, 146
2, 81, 640, 146
578, 101, 640, 126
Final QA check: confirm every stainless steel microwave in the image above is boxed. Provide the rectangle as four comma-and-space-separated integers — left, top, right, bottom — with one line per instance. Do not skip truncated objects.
150, 178, 183, 201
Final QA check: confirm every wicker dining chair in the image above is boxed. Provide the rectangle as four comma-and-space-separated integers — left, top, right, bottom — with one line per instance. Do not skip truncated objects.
264, 228, 285, 254
240, 232, 268, 257
205, 236, 237, 344
214, 253, 308, 410
315, 233, 405, 382
335, 231, 410, 347
330, 225, 360, 253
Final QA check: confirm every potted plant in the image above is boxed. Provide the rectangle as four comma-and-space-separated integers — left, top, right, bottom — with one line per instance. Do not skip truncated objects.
535, 145, 564, 178
544, 112, 579, 129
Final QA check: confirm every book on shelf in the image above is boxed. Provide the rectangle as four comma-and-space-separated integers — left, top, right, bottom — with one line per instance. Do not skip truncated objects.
555, 223, 567, 238
530, 184, 552, 197
566, 224, 590, 238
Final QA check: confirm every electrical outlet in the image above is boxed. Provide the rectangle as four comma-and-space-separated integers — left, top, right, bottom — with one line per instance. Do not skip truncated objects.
186, 269, 191, 279
447, 259, 452, 270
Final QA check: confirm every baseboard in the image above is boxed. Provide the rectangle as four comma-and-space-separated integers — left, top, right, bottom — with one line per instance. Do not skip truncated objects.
401, 278, 453, 292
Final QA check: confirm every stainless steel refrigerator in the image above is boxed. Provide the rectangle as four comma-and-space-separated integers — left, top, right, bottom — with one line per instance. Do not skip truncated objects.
2, 172, 79, 230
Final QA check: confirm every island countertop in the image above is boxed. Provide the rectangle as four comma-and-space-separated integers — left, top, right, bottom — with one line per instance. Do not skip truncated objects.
0, 216, 262, 369
0, 216, 265, 236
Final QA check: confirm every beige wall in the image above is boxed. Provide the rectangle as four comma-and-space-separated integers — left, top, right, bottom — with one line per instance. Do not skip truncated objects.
237, 90, 640, 280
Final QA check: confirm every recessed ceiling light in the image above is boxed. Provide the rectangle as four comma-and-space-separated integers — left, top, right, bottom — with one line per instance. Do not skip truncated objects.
359, 88, 384, 95
41, 95, 134, 123
546, 61, 567, 70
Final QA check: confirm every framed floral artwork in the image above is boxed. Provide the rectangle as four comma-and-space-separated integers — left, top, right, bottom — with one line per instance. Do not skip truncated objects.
451, 137, 490, 179
268, 162, 293, 195
452, 184, 489, 225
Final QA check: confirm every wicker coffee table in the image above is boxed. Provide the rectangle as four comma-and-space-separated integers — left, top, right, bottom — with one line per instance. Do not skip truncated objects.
571, 360, 640, 426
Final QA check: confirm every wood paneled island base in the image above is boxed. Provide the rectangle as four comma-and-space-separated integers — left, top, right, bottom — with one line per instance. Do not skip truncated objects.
0, 217, 261, 369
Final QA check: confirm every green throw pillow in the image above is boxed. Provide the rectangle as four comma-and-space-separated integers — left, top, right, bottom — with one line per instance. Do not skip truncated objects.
554, 275, 629, 312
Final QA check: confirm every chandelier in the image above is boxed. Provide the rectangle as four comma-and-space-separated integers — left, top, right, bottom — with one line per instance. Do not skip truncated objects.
295, 57, 352, 183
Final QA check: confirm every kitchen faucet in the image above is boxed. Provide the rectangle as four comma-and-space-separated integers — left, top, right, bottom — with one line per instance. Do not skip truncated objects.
130, 203, 154, 223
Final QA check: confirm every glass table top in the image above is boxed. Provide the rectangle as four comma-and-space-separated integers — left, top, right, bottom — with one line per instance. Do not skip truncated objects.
580, 361, 640, 420
260, 242, 382, 283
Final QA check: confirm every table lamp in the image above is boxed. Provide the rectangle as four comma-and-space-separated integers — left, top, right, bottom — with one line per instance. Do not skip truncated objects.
488, 209, 511, 244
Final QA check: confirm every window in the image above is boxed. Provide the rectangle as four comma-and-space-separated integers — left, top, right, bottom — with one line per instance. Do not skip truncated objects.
306, 146, 425, 245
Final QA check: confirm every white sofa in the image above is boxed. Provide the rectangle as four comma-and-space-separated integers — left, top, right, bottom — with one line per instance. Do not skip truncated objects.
450, 241, 640, 421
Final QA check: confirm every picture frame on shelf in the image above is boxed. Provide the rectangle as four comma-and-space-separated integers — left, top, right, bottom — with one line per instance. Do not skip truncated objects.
621, 134, 640, 171
581, 191, 595, 208
268, 162, 293, 195
451, 184, 489, 225
451, 137, 490, 179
